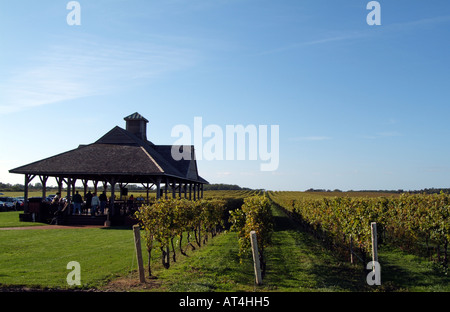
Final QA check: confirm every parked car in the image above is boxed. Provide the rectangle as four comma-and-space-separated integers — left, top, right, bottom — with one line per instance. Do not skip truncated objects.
0, 197, 16, 211
13, 198, 24, 210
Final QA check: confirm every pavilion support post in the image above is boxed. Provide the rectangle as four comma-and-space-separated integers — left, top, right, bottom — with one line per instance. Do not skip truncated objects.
55, 177, 63, 195
24, 174, 35, 213
66, 178, 72, 215
111, 180, 116, 216
82, 179, 88, 197
71, 178, 77, 198
38, 175, 48, 201
105, 179, 116, 227
102, 181, 108, 192
193, 184, 196, 201
93, 180, 98, 194
142, 182, 150, 204
24, 175, 29, 213
119, 183, 124, 201
172, 180, 176, 199
165, 178, 168, 199
189, 183, 192, 200
141, 182, 154, 204
156, 178, 161, 200
201, 184, 204, 199
184, 184, 187, 199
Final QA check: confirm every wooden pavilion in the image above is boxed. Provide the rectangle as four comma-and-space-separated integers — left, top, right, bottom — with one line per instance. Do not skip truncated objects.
9, 112, 208, 226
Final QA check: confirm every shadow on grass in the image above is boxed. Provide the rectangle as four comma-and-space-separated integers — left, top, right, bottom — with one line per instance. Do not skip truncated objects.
270, 205, 450, 292
377, 245, 450, 291
265, 206, 369, 291
154, 232, 257, 292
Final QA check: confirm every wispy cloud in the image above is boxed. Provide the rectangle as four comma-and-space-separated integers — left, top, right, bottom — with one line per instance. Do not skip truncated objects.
359, 131, 403, 139
289, 136, 332, 142
258, 14, 450, 56
377, 131, 402, 137
388, 15, 450, 31
257, 32, 365, 56
216, 171, 232, 177
0, 36, 199, 114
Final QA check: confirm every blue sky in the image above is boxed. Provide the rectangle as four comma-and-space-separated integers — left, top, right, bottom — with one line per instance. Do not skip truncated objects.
1, 0, 450, 191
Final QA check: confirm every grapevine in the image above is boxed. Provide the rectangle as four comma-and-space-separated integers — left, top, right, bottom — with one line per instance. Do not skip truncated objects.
268, 191, 449, 269
229, 194, 273, 277
135, 198, 226, 276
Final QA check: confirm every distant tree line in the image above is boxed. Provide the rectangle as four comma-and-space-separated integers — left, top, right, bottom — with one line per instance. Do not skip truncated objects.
305, 188, 450, 194
203, 183, 252, 191
0, 182, 254, 192
0, 182, 31, 192
306, 188, 344, 193
407, 188, 450, 195
4, 181, 447, 194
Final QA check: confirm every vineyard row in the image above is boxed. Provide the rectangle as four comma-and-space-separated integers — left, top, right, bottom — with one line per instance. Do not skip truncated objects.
268, 191, 449, 268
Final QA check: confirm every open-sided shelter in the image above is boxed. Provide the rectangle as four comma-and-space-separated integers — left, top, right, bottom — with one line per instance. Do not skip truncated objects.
9, 112, 208, 225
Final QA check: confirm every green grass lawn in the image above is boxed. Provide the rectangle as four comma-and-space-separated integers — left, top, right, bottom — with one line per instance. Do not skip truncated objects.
377, 245, 450, 291
0, 226, 138, 289
0, 205, 448, 291
0, 211, 48, 228
152, 232, 256, 292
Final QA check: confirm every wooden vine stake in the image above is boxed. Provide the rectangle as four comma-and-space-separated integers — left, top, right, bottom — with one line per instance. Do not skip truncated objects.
368, 222, 381, 285
250, 231, 263, 286
133, 224, 146, 283
349, 235, 354, 264
371, 222, 378, 265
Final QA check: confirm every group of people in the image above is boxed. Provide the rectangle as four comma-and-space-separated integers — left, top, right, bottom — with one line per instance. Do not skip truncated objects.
52, 190, 108, 217
73, 190, 108, 216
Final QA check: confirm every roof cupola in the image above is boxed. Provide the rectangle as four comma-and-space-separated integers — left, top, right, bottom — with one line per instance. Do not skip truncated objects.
124, 112, 149, 141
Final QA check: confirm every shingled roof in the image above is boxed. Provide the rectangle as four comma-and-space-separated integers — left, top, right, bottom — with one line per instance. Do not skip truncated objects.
124, 112, 148, 122
10, 114, 208, 185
